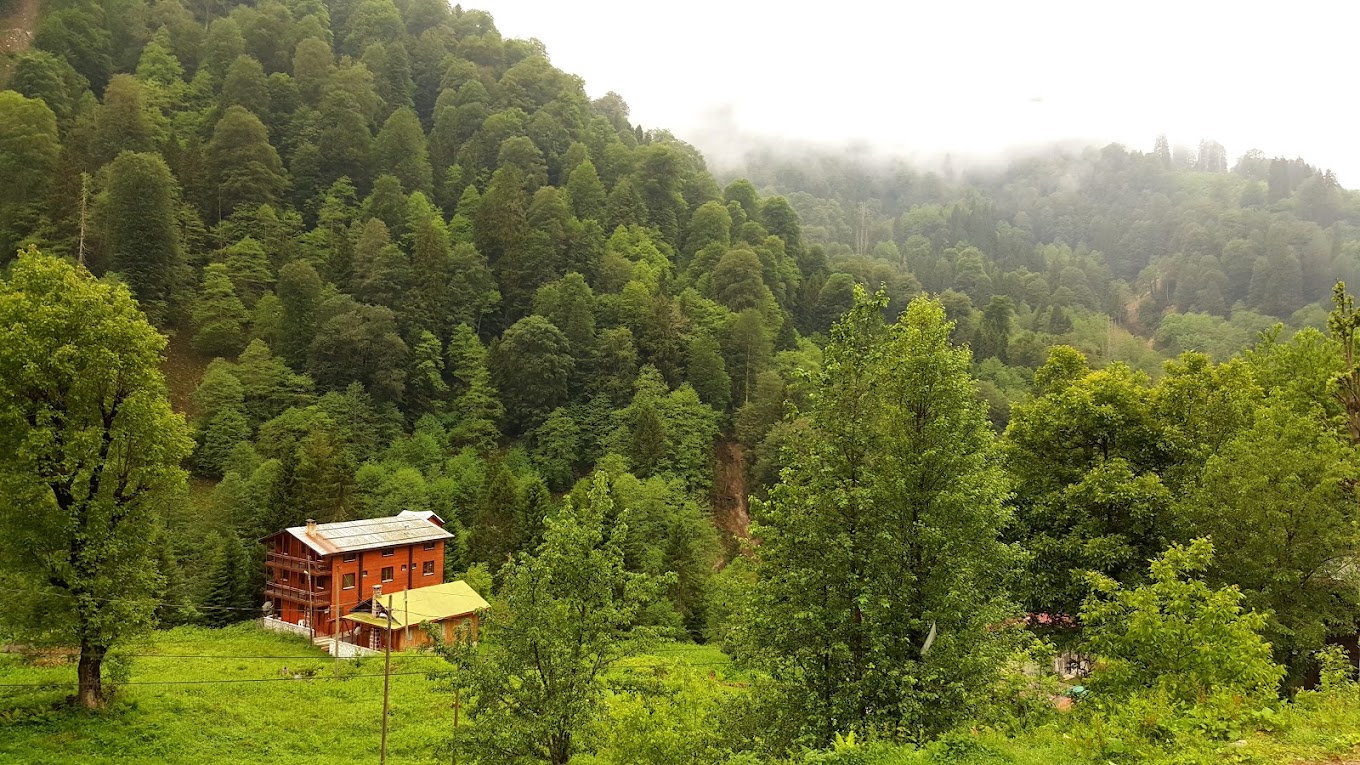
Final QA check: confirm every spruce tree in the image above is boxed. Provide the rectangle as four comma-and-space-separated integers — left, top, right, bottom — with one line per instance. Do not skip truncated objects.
565, 158, 607, 222
374, 107, 434, 196
207, 106, 288, 219
101, 151, 184, 326
192, 263, 249, 357
203, 534, 255, 627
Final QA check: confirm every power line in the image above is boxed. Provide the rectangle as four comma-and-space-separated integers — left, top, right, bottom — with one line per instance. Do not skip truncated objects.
59, 591, 472, 622
2, 651, 447, 660
0, 671, 433, 689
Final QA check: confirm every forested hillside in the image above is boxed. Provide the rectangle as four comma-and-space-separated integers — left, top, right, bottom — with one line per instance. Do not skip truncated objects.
5, 0, 1360, 762
726, 142, 1360, 417
0, 0, 819, 639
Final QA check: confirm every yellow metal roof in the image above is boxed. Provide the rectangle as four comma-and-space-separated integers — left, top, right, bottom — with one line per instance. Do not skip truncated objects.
341, 581, 489, 630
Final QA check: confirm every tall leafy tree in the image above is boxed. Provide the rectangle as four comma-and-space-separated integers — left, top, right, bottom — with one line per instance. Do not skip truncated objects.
747, 289, 1018, 744
1003, 348, 1176, 616
0, 251, 193, 708
1183, 399, 1360, 684
441, 474, 652, 765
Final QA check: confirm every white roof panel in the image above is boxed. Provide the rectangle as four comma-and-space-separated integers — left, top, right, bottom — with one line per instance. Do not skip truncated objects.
284, 515, 453, 556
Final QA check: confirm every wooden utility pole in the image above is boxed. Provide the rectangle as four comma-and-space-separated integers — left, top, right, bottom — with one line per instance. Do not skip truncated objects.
380, 592, 393, 765
451, 685, 461, 765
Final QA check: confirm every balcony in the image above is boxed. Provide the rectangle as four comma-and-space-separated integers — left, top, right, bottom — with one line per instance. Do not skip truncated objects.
265, 580, 328, 602
266, 551, 327, 577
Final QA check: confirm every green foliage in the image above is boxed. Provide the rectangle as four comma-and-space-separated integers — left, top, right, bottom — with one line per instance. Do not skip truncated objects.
0, 92, 60, 257
747, 288, 1019, 745
99, 151, 184, 326
1076, 539, 1286, 760
308, 295, 408, 402
441, 474, 656, 765
373, 107, 433, 195
1182, 399, 1360, 683
0, 251, 193, 707
1004, 349, 1178, 616
1082, 538, 1284, 705
13, 0, 1360, 754
192, 263, 249, 357
490, 315, 574, 434
208, 106, 288, 219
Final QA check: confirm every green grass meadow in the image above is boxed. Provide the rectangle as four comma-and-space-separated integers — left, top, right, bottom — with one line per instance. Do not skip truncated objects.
0, 625, 463, 764
4, 625, 1360, 765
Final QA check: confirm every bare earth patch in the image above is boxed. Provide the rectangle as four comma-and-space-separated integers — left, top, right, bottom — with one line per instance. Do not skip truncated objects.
0, 0, 38, 56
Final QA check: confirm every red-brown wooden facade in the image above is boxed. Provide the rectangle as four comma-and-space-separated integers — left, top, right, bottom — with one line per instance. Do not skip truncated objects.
262, 514, 451, 637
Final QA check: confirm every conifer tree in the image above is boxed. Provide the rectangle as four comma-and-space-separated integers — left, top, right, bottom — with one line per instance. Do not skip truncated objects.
192, 263, 249, 357
101, 151, 183, 326
489, 315, 574, 434
207, 106, 288, 219
203, 534, 256, 627
374, 107, 434, 196
566, 158, 607, 222
275, 260, 325, 368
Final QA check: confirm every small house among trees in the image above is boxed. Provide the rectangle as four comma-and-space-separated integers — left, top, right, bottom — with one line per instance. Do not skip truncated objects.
261, 511, 456, 639
342, 581, 490, 651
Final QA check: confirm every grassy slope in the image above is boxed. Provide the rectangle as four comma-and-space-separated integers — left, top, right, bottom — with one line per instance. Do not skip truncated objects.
4, 626, 1360, 765
0, 626, 738, 765
0, 625, 457, 765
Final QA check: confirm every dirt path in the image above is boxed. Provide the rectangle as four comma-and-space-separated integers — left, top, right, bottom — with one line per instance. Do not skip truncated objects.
0, 0, 39, 56
711, 440, 752, 561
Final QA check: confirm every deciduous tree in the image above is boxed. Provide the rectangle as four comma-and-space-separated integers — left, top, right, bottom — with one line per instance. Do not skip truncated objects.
0, 251, 193, 708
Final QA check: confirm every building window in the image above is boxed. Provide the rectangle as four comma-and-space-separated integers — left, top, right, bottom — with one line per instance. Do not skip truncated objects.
422, 561, 435, 576
422, 541, 436, 551
381, 566, 394, 582
281, 570, 290, 582
342, 573, 355, 589
381, 548, 395, 557
343, 552, 357, 562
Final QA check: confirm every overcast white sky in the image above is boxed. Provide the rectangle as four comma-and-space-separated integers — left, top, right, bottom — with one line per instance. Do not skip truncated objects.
484, 0, 1360, 187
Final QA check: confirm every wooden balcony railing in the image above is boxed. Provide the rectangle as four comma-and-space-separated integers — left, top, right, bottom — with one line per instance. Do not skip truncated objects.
265, 580, 328, 602
265, 551, 327, 576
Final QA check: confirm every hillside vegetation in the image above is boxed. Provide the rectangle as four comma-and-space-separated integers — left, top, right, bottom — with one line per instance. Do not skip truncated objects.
4, 0, 1360, 763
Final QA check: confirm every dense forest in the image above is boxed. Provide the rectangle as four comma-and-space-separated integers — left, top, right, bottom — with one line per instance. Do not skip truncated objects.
722, 139, 1360, 423
4, 0, 1360, 762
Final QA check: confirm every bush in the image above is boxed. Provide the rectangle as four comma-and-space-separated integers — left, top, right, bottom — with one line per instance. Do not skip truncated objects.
1080, 538, 1284, 706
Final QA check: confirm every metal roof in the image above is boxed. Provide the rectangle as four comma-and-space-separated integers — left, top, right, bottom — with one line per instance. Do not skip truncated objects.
342, 580, 490, 629
396, 509, 444, 524
283, 515, 453, 556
